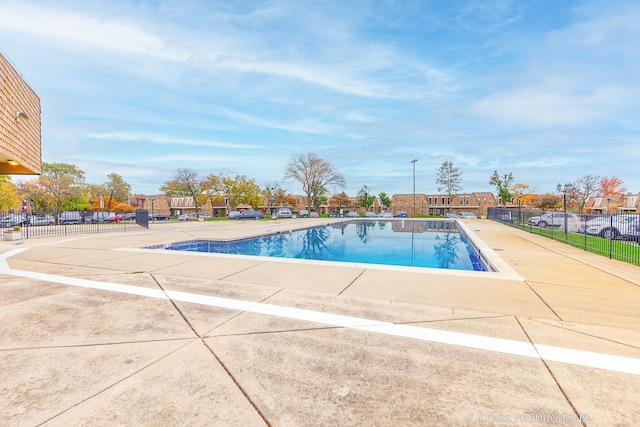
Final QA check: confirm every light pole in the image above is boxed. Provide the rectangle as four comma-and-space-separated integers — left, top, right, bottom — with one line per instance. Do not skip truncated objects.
411, 159, 418, 217
269, 187, 274, 218
150, 196, 156, 219
556, 183, 574, 241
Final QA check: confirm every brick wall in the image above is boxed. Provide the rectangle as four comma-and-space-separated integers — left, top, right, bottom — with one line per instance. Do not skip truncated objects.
0, 53, 41, 175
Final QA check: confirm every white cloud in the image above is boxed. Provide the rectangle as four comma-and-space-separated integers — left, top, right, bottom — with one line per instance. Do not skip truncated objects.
470, 84, 627, 128
0, 3, 187, 61
204, 105, 337, 135
86, 132, 262, 149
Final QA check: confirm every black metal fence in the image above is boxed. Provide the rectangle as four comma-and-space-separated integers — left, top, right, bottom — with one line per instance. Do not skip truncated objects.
1, 209, 149, 240
487, 207, 640, 266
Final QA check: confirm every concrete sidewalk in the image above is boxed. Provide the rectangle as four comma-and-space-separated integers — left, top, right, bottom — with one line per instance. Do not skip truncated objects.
1, 219, 639, 426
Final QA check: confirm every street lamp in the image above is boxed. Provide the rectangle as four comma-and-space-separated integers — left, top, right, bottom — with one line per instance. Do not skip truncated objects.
269, 187, 275, 218
556, 183, 574, 241
411, 159, 418, 217
150, 196, 156, 219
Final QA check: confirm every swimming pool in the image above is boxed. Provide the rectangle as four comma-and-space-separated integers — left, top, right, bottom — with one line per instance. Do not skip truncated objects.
148, 220, 486, 271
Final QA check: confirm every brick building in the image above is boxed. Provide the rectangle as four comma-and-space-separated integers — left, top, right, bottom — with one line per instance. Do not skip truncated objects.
131, 194, 230, 218
0, 52, 41, 175
391, 192, 497, 217
584, 193, 639, 214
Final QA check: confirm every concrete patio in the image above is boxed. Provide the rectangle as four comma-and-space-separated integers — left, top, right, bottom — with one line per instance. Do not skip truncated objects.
1, 218, 639, 426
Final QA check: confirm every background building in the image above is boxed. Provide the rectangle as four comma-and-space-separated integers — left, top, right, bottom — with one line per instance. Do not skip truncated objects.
0, 52, 41, 175
391, 192, 497, 217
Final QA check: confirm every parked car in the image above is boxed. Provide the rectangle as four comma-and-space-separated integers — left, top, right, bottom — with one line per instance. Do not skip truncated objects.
0, 214, 30, 227
345, 211, 359, 218
85, 211, 111, 223
394, 211, 409, 218
228, 211, 242, 219
528, 213, 582, 229
444, 213, 458, 218
231, 210, 264, 220
363, 212, 377, 217
297, 210, 309, 218
496, 214, 512, 223
28, 215, 55, 226
578, 215, 640, 240
379, 210, 392, 218
459, 212, 477, 219
149, 213, 169, 221
309, 212, 320, 218
59, 211, 82, 224
109, 214, 123, 222
621, 217, 640, 241
276, 208, 292, 218
622, 218, 640, 241
122, 212, 136, 221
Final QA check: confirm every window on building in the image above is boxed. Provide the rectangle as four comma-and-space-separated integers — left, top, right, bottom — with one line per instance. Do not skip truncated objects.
483, 197, 487, 203
459, 196, 464, 205
466, 196, 470, 205
429, 197, 432, 205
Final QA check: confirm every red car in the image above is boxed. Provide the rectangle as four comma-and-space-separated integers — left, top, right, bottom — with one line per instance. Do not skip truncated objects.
109, 215, 123, 222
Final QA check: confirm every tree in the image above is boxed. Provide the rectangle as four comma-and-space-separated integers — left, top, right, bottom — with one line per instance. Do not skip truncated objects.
103, 173, 131, 211
262, 182, 283, 215
489, 170, 514, 205
34, 162, 87, 218
284, 153, 345, 214
87, 174, 132, 212
436, 161, 463, 213
572, 175, 600, 213
357, 185, 376, 211
17, 180, 49, 213
510, 183, 536, 209
532, 193, 562, 210
329, 192, 352, 212
204, 173, 225, 212
0, 175, 20, 210
222, 175, 262, 209
162, 168, 207, 214
599, 176, 626, 196
88, 197, 133, 213
378, 192, 391, 209
159, 179, 184, 211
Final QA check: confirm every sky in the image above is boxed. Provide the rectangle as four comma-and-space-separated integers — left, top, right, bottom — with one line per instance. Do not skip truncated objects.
1, 0, 639, 197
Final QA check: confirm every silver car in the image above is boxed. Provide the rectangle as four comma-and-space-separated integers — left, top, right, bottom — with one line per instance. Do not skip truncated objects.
579, 215, 640, 240
528, 213, 581, 229
276, 208, 292, 218
29, 215, 55, 226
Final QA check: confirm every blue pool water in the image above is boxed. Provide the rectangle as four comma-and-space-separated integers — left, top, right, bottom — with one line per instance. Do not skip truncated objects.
149, 220, 485, 271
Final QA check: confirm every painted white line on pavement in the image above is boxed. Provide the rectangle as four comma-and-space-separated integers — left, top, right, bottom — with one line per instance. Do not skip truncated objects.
1, 249, 639, 376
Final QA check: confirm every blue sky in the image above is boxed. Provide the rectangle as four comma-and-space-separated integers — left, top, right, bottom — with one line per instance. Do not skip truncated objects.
1, 0, 638, 197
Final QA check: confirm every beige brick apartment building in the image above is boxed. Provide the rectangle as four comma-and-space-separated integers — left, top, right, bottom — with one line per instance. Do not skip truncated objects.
391, 192, 497, 217
132, 191, 497, 218
0, 52, 41, 175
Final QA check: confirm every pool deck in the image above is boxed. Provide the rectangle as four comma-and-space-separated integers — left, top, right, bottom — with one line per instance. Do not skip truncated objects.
1, 218, 639, 426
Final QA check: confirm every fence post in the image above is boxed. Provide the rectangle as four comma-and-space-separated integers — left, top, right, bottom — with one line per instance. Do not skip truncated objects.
609, 215, 613, 259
